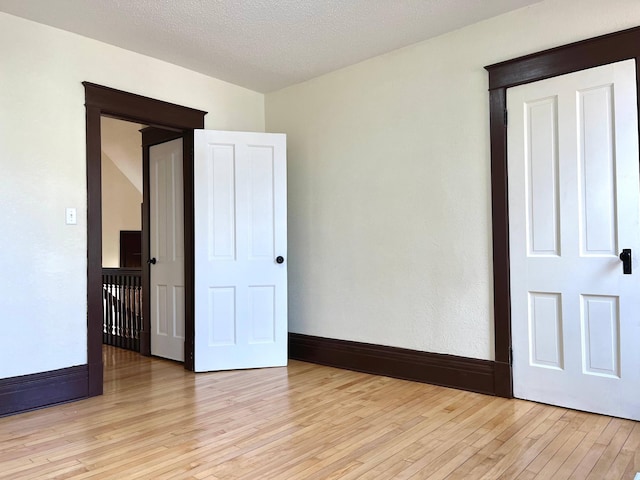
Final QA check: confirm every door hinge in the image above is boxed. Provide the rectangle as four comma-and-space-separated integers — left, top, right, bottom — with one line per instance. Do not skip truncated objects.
504, 109, 508, 126
509, 347, 513, 365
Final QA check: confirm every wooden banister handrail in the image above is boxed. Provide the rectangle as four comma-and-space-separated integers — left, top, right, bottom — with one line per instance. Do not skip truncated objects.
102, 268, 142, 352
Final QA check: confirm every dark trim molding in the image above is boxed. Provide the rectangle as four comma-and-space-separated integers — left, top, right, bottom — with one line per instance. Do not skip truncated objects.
86, 102, 103, 397
84, 83, 206, 395
140, 126, 184, 147
0, 366, 88, 417
486, 26, 640, 90
289, 333, 496, 396
485, 25, 640, 398
182, 129, 196, 372
84, 82, 206, 129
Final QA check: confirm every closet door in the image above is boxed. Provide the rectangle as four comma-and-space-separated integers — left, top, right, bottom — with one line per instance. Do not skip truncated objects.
149, 137, 185, 362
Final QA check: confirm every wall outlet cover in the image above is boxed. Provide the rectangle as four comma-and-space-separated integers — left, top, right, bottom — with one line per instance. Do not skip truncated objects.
65, 207, 77, 225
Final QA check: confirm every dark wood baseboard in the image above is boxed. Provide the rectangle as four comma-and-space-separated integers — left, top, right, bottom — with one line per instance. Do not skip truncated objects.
288, 333, 497, 396
493, 361, 512, 398
0, 337, 498, 417
0, 365, 89, 417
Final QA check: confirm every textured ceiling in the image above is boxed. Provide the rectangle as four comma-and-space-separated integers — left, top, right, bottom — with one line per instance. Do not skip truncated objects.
0, 0, 540, 92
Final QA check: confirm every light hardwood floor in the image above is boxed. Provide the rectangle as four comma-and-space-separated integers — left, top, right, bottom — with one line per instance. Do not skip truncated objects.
1, 346, 638, 479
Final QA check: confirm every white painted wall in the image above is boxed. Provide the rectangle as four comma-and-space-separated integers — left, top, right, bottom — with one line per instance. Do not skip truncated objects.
102, 152, 142, 268
266, 0, 640, 360
0, 12, 264, 378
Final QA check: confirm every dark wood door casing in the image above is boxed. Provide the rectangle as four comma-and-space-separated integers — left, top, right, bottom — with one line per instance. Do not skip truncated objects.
84, 83, 205, 396
485, 26, 640, 397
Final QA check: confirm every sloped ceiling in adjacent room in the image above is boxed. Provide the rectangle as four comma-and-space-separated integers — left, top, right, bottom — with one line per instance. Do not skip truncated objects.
100, 117, 143, 194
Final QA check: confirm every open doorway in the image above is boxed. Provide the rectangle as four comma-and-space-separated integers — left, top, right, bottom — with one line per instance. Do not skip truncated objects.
84, 82, 206, 396
101, 117, 143, 270
101, 118, 187, 363
101, 117, 144, 353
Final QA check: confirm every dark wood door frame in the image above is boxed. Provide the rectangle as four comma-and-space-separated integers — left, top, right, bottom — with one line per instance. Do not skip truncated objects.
84, 82, 206, 396
485, 26, 640, 397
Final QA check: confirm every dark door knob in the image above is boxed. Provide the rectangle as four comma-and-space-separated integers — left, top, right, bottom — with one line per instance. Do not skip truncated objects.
619, 249, 631, 274
275, 256, 284, 264
147, 257, 157, 265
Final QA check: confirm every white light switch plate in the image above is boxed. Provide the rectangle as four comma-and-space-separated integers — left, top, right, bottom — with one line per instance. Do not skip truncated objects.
65, 207, 77, 225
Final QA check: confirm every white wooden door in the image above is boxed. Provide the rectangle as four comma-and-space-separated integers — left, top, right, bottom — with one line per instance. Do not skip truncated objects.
193, 130, 287, 372
508, 60, 640, 420
149, 138, 185, 362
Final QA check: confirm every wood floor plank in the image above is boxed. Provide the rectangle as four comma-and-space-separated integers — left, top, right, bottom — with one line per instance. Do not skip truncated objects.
621, 423, 640, 479
525, 414, 587, 474
467, 416, 571, 478
586, 421, 635, 480
533, 429, 587, 479
0, 345, 637, 480
551, 413, 613, 480
447, 405, 553, 479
